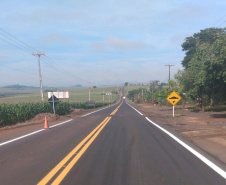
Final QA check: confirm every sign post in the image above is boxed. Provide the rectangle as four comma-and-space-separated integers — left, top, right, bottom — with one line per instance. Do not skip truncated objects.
105, 92, 112, 102
173, 105, 175, 117
48, 95, 59, 115
47, 92, 69, 115
167, 91, 182, 117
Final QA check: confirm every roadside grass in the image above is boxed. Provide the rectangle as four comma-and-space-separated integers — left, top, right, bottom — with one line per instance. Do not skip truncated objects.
0, 86, 120, 104
189, 105, 226, 113
65, 87, 120, 103
205, 105, 226, 112
125, 85, 149, 93
166, 115, 173, 118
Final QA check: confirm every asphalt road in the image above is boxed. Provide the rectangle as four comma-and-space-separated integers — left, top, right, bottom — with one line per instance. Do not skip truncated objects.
0, 99, 225, 185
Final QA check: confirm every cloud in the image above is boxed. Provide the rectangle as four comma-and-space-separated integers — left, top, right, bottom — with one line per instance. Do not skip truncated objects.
91, 36, 147, 50
43, 34, 73, 45
167, 5, 206, 24
170, 34, 187, 45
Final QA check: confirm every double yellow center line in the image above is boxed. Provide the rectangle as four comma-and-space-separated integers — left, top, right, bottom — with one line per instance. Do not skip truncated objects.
110, 103, 122, 116
38, 104, 122, 185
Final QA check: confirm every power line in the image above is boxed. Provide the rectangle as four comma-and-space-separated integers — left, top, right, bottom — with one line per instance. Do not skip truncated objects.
0, 27, 39, 53
0, 64, 71, 82
0, 65, 37, 77
0, 28, 93, 86
212, 14, 226, 27
43, 55, 93, 85
219, 21, 226, 27
0, 37, 32, 54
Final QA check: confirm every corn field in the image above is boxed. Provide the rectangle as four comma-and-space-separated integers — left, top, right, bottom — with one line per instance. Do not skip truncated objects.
0, 101, 114, 127
0, 102, 70, 126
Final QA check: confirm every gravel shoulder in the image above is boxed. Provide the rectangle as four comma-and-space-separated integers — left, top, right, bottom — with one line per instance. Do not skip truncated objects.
129, 102, 226, 164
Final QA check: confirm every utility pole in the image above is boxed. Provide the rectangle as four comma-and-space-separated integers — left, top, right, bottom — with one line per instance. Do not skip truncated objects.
142, 89, 144, 101
165, 65, 175, 81
89, 87, 91, 101
33, 53, 45, 101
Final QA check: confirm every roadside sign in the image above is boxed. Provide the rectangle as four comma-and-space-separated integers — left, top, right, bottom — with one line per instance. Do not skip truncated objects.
167, 91, 182, 106
48, 91, 69, 99
48, 95, 59, 115
105, 92, 112, 95
85, 101, 95, 108
48, 95, 59, 106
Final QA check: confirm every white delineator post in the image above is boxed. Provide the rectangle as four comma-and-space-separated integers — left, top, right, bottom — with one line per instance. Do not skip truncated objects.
173, 105, 175, 117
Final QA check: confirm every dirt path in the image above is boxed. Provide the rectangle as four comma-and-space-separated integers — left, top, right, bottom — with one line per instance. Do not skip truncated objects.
130, 102, 226, 164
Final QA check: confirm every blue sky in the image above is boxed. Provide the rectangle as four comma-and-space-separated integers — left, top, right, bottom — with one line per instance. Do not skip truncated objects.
0, 0, 225, 87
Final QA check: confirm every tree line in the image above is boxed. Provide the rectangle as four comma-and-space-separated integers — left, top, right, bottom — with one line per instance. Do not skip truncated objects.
126, 27, 226, 112
175, 27, 226, 111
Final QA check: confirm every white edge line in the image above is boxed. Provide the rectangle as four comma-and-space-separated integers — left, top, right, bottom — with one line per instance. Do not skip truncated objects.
49, 119, 73, 128
81, 101, 121, 117
0, 129, 44, 147
81, 107, 107, 117
145, 117, 226, 180
0, 119, 73, 147
126, 101, 143, 115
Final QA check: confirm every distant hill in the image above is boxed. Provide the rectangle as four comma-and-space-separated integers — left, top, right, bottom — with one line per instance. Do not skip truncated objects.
3, 84, 37, 89
73, 84, 82, 87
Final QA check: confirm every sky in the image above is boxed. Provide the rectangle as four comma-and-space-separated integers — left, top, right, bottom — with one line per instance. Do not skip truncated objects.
0, 0, 225, 87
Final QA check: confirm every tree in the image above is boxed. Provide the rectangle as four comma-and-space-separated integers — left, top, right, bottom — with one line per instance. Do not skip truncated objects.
124, 82, 129, 86
127, 88, 147, 102
178, 28, 226, 111
149, 80, 159, 99
181, 28, 225, 68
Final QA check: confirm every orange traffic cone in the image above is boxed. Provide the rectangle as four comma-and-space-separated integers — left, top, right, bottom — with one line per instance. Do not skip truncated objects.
44, 116, 49, 129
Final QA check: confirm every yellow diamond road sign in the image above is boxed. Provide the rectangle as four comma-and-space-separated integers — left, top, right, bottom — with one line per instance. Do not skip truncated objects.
167, 91, 182, 106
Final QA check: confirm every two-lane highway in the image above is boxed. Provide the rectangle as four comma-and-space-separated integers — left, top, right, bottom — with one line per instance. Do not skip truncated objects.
0, 98, 225, 184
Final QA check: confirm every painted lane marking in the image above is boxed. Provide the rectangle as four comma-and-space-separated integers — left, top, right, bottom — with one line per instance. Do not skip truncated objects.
110, 103, 122, 116
126, 102, 143, 115
81, 107, 109, 117
0, 129, 44, 147
0, 119, 73, 147
38, 104, 122, 184
49, 119, 73, 128
81, 100, 122, 117
126, 102, 226, 180
52, 117, 111, 185
145, 117, 226, 180
38, 117, 111, 185
110, 108, 118, 116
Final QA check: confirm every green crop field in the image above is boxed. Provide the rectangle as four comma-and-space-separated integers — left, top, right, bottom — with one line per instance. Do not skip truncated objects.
0, 86, 121, 104
125, 85, 149, 94
0, 86, 121, 126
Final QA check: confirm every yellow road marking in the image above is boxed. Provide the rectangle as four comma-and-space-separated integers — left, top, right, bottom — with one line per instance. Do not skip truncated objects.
37, 117, 109, 185
110, 108, 118, 115
38, 103, 122, 185
110, 103, 122, 115
52, 117, 111, 185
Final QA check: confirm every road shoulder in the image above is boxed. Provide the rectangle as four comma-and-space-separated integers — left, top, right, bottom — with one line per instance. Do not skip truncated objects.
128, 102, 226, 165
